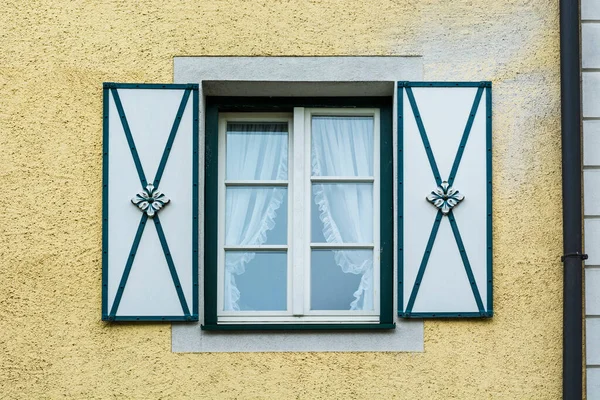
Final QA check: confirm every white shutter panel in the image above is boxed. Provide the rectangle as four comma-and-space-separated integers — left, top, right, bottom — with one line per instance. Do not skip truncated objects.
102, 83, 198, 321
399, 82, 492, 318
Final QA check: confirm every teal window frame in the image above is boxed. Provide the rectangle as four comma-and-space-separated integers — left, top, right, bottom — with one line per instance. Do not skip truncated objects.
203, 96, 395, 331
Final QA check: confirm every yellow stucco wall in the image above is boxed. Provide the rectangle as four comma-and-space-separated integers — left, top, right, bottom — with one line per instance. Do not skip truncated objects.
0, 0, 562, 398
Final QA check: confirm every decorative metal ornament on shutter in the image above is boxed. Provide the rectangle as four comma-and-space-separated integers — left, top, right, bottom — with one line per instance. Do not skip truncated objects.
102, 83, 199, 321
398, 82, 492, 318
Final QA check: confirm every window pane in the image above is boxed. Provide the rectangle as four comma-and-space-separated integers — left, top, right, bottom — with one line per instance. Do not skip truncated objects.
226, 122, 288, 180
311, 116, 373, 177
226, 187, 287, 245
225, 251, 287, 311
311, 183, 373, 243
311, 250, 374, 311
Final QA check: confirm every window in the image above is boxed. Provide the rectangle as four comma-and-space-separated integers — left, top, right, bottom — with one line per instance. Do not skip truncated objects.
203, 97, 394, 330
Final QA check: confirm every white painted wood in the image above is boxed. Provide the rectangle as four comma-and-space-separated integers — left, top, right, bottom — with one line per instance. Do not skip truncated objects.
586, 219, 600, 266
585, 170, 600, 216
588, 368, 600, 400
452, 94, 488, 308
217, 315, 378, 322
584, 73, 600, 118
310, 243, 374, 249
292, 107, 305, 316
303, 108, 381, 317
587, 269, 600, 315
216, 112, 293, 315
107, 94, 143, 313
117, 89, 184, 181
588, 318, 600, 364
216, 117, 227, 313
225, 180, 288, 186
411, 87, 478, 179
152, 97, 194, 311
583, 0, 600, 20
118, 222, 183, 316
411, 218, 479, 313
107, 87, 195, 317
403, 90, 437, 307
585, 121, 600, 167
403, 86, 489, 313
223, 245, 288, 251
303, 109, 312, 315
216, 108, 380, 321
583, 24, 600, 69
310, 176, 375, 183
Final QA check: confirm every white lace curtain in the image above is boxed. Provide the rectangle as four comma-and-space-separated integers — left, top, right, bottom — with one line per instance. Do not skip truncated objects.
224, 117, 374, 311
311, 116, 374, 310
224, 123, 287, 311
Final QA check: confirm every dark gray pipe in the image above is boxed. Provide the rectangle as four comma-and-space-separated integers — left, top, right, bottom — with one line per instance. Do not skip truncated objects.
560, 0, 583, 398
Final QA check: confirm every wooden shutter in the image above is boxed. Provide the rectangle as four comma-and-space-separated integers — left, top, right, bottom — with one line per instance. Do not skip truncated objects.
102, 83, 199, 321
399, 82, 492, 318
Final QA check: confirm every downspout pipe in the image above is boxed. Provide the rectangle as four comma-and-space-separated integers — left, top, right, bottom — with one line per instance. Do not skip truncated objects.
560, 0, 584, 398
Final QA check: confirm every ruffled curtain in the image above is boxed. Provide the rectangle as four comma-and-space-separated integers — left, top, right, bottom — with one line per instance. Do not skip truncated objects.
311, 116, 374, 310
224, 123, 287, 311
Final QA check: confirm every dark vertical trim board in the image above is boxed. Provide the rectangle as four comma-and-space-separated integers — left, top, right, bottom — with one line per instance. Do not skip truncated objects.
559, 0, 583, 397
102, 87, 109, 320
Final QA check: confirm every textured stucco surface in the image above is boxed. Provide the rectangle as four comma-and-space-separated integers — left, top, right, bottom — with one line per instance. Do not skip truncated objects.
0, 0, 561, 399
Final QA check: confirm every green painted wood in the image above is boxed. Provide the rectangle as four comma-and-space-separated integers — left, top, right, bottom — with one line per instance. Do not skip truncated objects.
206, 96, 392, 111
104, 82, 198, 90
403, 82, 490, 88
192, 88, 200, 319
153, 215, 191, 317
201, 323, 396, 331
486, 85, 493, 315
400, 312, 491, 318
203, 104, 219, 326
397, 83, 405, 315
102, 87, 109, 320
404, 211, 443, 314
110, 88, 148, 188
204, 97, 394, 328
447, 212, 485, 313
405, 87, 442, 186
107, 213, 148, 319
108, 315, 199, 322
448, 87, 484, 186
380, 103, 394, 325
153, 89, 191, 188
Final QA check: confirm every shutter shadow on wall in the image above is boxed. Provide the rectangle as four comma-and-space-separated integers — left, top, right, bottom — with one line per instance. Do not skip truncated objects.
398, 82, 492, 318
102, 83, 199, 321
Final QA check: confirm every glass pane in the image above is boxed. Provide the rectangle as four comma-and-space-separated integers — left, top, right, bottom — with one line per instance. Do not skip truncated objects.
311, 183, 373, 243
225, 251, 287, 311
226, 122, 288, 180
225, 187, 287, 245
311, 250, 374, 311
311, 116, 373, 177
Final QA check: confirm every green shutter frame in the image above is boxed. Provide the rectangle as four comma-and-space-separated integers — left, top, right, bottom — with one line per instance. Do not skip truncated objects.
102, 83, 199, 322
398, 81, 493, 318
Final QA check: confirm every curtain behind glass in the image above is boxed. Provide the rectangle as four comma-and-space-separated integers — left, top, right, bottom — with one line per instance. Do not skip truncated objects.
312, 116, 374, 310
224, 123, 287, 311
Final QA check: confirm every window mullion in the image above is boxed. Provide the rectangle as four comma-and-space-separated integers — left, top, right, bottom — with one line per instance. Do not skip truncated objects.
292, 108, 305, 316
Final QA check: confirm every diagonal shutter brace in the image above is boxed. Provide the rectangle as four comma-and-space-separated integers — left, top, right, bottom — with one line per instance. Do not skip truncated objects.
560, 252, 588, 262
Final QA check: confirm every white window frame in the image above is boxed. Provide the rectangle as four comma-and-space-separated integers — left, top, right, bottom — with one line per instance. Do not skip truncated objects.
216, 108, 380, 324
